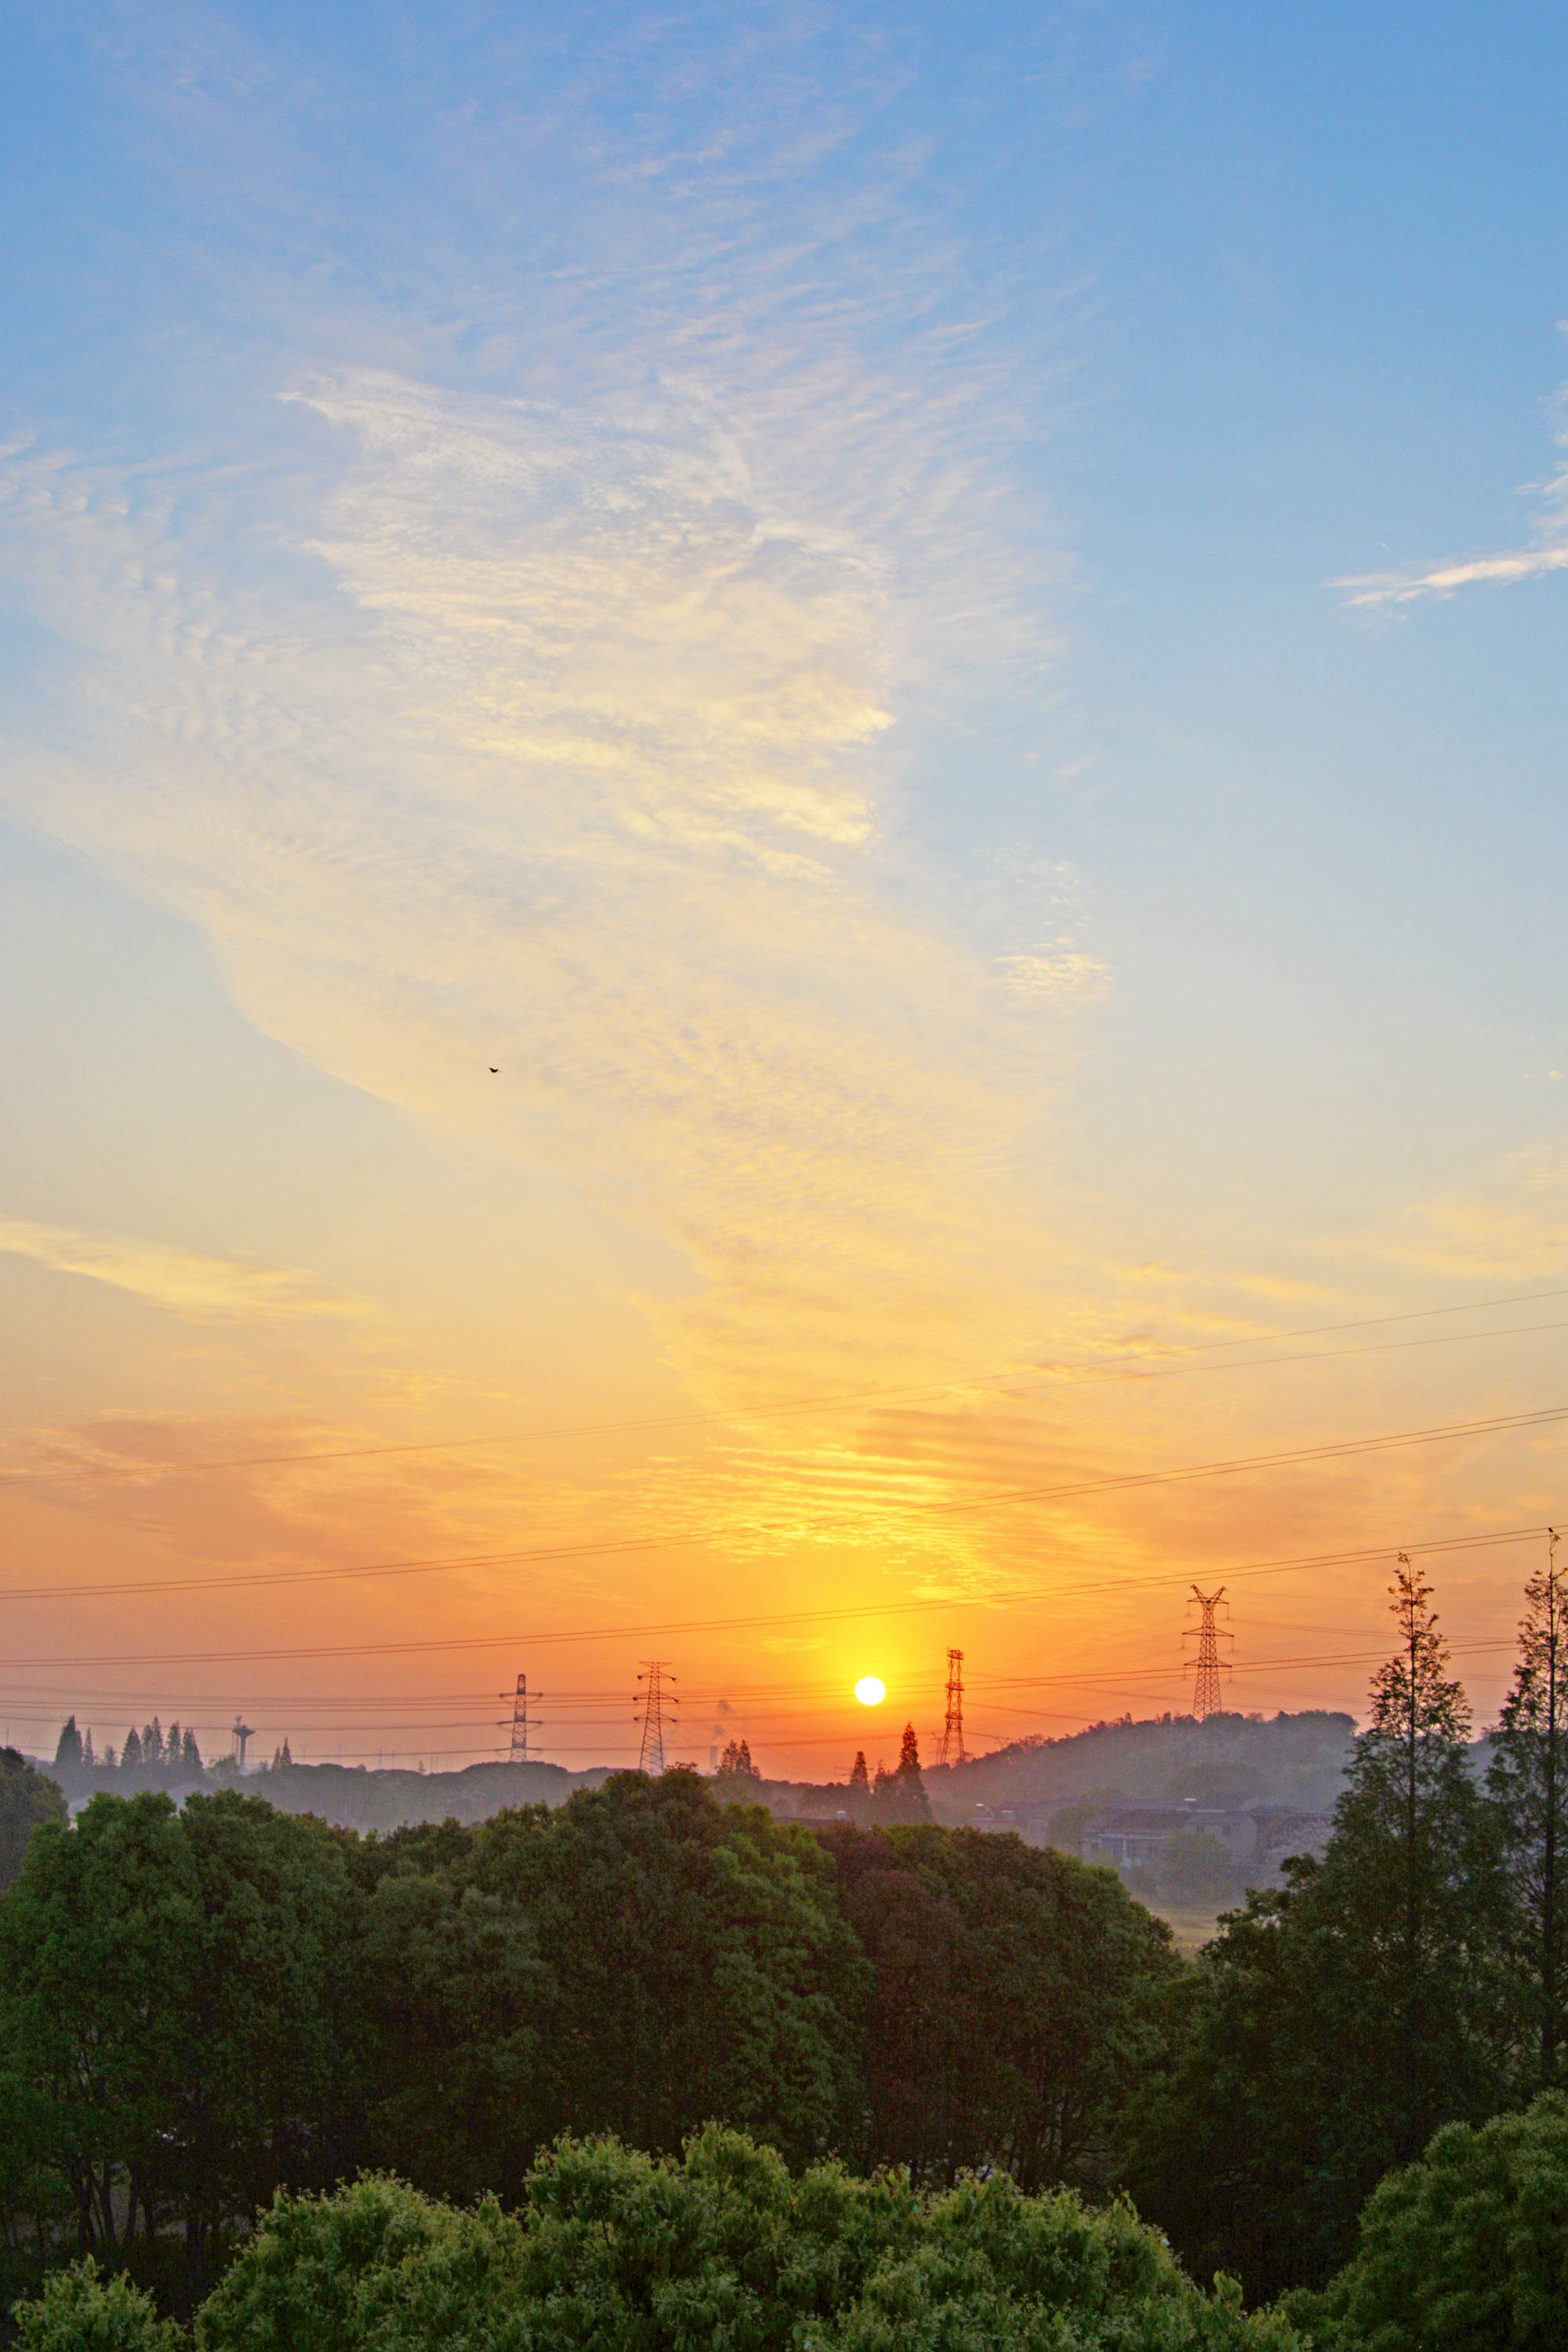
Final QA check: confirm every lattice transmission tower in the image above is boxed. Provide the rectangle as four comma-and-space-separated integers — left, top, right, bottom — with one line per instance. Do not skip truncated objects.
500, 1672, 539, 1762
1185, 1587, 1232, 1720
936, 1648, 967, 1765
635, 1661, 677, 1774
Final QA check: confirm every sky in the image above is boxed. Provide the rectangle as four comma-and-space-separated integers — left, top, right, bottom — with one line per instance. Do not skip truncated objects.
1, 0, 1567, 1776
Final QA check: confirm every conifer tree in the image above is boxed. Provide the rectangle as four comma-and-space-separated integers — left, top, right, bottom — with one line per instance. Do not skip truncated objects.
716, 1737, 760, 1782
183, 1726, 203, 1772
53, 1717, 82, 1770
143, 1719, 164, 1768
1489, 1530, 1568, 2083
122, 1726, 143, 1769
870, 1725, 931, 1825
849, 1751, 869, 1791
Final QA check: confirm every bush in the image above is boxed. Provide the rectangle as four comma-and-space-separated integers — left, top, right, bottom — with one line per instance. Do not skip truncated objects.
1284, 2091, 1568, 2351
11, 2261, 183, 2352
197, 2125, 1303, 2352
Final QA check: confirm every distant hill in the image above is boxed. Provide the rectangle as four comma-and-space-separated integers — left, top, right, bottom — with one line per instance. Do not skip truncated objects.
924, 1710, 1358, 1833
33, 1710, 1359, 1848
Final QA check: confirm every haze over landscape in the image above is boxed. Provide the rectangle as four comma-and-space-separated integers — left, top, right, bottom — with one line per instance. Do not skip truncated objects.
3, 2, 1567, 1780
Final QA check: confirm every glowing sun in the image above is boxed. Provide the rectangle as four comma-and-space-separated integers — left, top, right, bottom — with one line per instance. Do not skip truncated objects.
854, 1676, 887, 1707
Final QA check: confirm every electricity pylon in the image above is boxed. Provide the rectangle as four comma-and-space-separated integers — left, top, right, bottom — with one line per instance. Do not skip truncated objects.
936, 1648, 967, 1765
1185, 1587, 1232, 1720
635, 1661, 677, 1774
500, 1673, 538, 1762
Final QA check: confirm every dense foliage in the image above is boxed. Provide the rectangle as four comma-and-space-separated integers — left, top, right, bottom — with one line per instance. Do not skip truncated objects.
1123, 1559, 1558, 2303
1283, 2092, 1568, 2352
191, 2127, 1301, 2352
0, 1769, 1173, 2305
0, 1752, 67, 1892
13, 1552, 1568, 2341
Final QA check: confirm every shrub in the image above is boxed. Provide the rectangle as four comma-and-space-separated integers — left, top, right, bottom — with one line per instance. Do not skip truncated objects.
11, 2261, 183, 2352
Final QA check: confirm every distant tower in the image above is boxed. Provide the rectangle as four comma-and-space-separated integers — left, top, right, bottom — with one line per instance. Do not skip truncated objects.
936, 1648, 967, 1766
502, 1673, 537, 1762
1185, 1588, 1232, 1720
635, 1661, 677, 1774
230, 1716, 256, 1771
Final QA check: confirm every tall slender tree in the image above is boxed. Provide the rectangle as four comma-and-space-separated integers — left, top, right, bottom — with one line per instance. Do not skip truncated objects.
1367, 1553, 1474, 2107
1488, 1529, 1568, 2084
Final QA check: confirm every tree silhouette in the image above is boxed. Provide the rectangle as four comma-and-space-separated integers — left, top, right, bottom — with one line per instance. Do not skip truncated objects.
1490, 1530, 1568, 2082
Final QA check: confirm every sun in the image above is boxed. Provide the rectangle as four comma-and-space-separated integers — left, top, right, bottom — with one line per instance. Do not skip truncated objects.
854, 1676, 886, 1707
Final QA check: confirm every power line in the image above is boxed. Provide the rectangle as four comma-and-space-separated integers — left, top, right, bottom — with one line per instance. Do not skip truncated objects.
0, 1518, 1552, 1678
2, 1403, 1566, 1624
8, 1284, 1568, 1486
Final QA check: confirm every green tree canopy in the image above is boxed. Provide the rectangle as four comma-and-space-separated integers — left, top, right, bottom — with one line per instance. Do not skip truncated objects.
11, 2258, 182, 2352
0, 1790, 364, 2288
1286, 2092, 1568, 2352
0, 1752, 67, 1891
1489, 1532, 1568, 2085
196, 2126, 1303, 2352
1124, 1561, 1512, 2300
822, 1823, 1177, 2187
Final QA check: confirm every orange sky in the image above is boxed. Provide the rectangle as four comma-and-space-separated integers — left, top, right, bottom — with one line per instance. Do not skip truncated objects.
4, 7, 1568, 1777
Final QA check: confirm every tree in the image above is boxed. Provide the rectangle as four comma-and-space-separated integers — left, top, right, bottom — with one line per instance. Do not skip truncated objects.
11, 2258, 182, 2352
849, 1751, 869, 1791
715, 1737, 760, 1782
120, 1730, 143, 1771
1160, 1827, 1237, 1912
182, 1729, 203, 1773
1286, 2092, 1568, 2352
821, 1824, 1178, 2187
1367, 1554, 1481, 2130
0, 1752, 67, 1890
871, 1724, 931, 1825
196, 2126, 1303, 2352
1489, 1532, 1568, 2085
1125, 1560, 1512, 2300
354, 1846, 546, 2204
0, 1790, 365, 2291
52, 1722, 82, 1773
465, 1770, 867, 2168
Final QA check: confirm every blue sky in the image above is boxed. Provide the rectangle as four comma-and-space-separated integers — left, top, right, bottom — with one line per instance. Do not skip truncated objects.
1, 2, 1566, 1766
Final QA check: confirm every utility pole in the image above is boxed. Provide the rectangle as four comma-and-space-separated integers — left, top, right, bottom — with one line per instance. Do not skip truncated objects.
500, 1672, 539, 1762
230, 1716, 256, 1771
936, 1648, 967, 1765
635, 1661, 677, 1774
1185, 1588, 1232, 1720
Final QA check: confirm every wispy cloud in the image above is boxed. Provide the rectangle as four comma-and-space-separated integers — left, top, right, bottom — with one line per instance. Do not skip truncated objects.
0, 3, 1093, 1479
1385, 1146, 1568, 1280
0, 1216, 360, 1323
1337, 388, 1568, 609
0, 366, 1062, 1411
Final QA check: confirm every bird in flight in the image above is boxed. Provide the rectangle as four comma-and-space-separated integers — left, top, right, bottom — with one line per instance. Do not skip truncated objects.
489, 1066, 499, 1073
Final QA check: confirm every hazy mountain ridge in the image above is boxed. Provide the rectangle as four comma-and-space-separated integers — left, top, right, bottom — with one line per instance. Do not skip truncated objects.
924, 1709, 1360, 1825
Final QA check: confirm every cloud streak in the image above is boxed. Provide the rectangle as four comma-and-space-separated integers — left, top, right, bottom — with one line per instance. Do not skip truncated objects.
1337, 388, 1568, 608
0, 1216, 360, 1323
